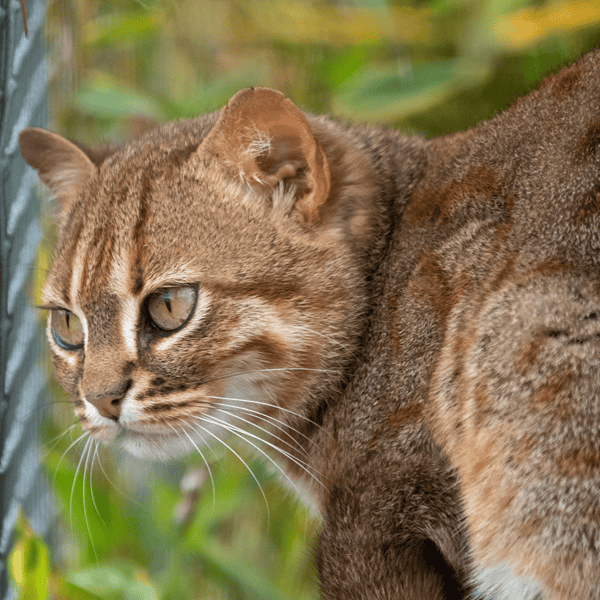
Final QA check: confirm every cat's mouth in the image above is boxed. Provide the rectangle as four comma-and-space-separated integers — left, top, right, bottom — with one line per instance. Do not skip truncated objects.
116, 423, 175, 439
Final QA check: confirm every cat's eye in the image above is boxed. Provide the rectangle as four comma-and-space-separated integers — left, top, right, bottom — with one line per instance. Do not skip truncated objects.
51, 309, 84, 350
147, 285, 197, 332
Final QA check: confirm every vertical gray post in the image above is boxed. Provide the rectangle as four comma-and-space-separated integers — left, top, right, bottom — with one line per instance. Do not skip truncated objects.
0, 0, 53, 598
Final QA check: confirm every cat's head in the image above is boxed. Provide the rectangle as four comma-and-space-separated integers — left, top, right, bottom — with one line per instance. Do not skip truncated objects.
20, 88, 376, 461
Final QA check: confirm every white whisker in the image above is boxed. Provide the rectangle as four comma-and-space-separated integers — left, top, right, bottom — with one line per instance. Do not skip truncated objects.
205, 395, 332, 438
70, 436, 91, 548
54, 430, 88, 489
199, 414, 325, 488
204, 412, 318, 477
90, 443, 106, 526
229, 403, 323, 455
197, 416, 304, 498
167, 421, 216, 511
42, 423, 77, 459
95, 446, 143, 508
189, 420, 270, 527
212, 405, 310, 460
289, 324, 353, 354
82, 439, 98, 563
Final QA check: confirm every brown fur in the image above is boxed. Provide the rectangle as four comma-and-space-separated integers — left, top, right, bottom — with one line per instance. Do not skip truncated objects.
19, 50, 600, 599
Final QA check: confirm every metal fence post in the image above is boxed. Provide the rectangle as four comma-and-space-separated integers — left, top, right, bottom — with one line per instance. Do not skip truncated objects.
0, 0, 54, 597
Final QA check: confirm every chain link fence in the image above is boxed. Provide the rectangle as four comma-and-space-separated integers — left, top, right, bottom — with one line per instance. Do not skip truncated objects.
0, 0, 54, 597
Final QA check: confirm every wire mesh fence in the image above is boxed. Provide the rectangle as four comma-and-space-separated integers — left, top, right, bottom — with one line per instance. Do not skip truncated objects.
0, 0, 54, 597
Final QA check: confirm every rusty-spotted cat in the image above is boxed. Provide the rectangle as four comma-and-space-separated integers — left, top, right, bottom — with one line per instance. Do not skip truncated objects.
20, 50, 600, 599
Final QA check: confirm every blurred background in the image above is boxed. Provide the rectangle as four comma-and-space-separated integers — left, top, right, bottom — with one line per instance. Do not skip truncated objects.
8, 0, 600, 598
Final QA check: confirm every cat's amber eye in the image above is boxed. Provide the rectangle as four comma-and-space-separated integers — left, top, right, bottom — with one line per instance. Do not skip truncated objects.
51, 309, 84, 350
147, 285, 197, 332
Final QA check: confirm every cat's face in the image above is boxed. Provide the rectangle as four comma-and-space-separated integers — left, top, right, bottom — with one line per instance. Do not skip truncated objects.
22, 89, 373, 461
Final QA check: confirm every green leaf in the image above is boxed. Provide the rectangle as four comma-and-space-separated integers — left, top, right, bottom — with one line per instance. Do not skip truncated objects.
84, 11, 164, 47
8, 514, 49, 600
66, 563, 159, 600
313, 45, 377, 91
160, 67, 268, 120
56, 579, 104, 600
191, 541, 295, 600
333, 59, 489, 122
76, 88, 164, 120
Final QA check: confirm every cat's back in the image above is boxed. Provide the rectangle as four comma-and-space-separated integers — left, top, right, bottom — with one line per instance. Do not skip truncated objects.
392, 48, 600, 599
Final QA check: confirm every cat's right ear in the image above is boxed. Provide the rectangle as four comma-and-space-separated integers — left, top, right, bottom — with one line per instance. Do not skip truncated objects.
18, 127, 96, 209
203, 88, 331, 225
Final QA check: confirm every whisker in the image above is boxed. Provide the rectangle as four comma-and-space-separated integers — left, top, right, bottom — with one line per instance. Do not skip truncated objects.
188, 420, 270, 527
289, 324, 354, 354
95, 446, 143, 508
90, 443, 107, 526
53, 430, 88, 490
197, 416, 305, 499
264, 387, 331, 457
167, 421, 216, 511
198, 366, 342, 388
212, 405, 310, 460
82, 439, 99, 564
199, 414, 326, 488
205, 395, 332, 439
70, 436, 91, 550
228, 403, 323, 455
42, 423, 77, 459
17, 400, 73, 423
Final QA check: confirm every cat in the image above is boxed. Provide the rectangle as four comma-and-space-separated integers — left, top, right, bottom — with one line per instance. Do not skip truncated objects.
19, 48, 600, 599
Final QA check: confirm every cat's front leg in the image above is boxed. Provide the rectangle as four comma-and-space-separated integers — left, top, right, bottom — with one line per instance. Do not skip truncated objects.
315, 466, 472, 600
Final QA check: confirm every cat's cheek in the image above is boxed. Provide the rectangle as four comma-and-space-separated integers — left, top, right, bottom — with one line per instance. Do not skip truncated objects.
50, 351, 82, 399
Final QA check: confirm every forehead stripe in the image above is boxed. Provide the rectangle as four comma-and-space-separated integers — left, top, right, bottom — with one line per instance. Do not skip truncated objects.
60, 216, 85, 305
130, 171, 152, 295
80, 224, 109, 299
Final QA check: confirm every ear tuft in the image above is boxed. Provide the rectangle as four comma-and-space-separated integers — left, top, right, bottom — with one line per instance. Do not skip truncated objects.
204, 87, 331, 225
18, 127, 96, 209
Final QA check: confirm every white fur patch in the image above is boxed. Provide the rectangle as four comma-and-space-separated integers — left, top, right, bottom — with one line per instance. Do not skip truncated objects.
244, 129, 273, 162
69, 250, 85, 308
120, 295, 139, 358
473, 563, 543, 600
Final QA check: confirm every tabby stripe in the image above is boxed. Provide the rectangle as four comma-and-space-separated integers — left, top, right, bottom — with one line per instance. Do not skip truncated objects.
80, 224, 107, 298
95, 230, 115, 292
131, 171, 152, 295
206, 279, 300, 303
60, 216, 85, 306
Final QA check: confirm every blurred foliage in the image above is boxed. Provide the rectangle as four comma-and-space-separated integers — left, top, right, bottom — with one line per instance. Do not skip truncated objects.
9, 0, 600, 598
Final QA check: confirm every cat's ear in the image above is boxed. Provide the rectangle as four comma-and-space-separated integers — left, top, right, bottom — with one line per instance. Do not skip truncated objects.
18, 127, 96, 209
203, 87, 331, 224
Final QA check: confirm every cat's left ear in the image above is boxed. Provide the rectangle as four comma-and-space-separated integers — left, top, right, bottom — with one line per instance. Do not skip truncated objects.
18, 127, 96, 210
203, 87, 331, 224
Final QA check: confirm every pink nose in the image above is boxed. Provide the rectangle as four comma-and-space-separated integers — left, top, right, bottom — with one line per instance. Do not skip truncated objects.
85, 382, 130, 420
87, 393, 123, 420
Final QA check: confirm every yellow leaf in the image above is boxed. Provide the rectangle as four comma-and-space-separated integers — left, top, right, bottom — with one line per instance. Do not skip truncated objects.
495, 0, 600, 50
243, 1, 429, 45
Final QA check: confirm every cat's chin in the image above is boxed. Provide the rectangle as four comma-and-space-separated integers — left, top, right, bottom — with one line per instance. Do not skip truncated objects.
117, 429, 197, 462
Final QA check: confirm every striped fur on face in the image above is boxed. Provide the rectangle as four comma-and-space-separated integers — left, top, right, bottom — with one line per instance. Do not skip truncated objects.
21, 55, 600, 598
23, 89, 376, 472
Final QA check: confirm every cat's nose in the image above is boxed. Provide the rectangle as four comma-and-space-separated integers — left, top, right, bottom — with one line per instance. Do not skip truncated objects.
85, 381, 131, 421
